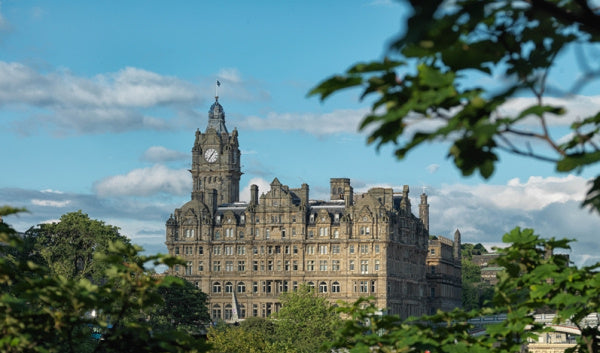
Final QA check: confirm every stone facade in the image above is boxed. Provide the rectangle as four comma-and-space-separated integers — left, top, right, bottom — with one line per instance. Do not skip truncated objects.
165, 97, 455, 321
426, 230, 462, 314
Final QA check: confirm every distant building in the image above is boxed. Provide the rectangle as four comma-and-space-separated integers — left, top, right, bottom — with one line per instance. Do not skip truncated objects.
426, 230, 462, 313
472, 253, 502, 285
165, 96, 461, 321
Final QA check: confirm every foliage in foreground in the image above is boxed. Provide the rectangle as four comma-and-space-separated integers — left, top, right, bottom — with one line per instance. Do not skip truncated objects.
310, 0, 600, 213
327, 227, 600, 353
207, 285, 340, 353
0, 207, 209, 353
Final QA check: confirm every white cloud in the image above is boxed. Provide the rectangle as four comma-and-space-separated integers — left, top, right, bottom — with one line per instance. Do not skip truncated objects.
0, 62, 204, 134
428, 175, 600, 266
217, 68, 242, 84
239, 177, 272, 202
141, 146, 188, 163
497, 95, 600, 126
426, 164, 440, 174
93, 164, 191, 197
239, 108, 368, 135
31, 199, 71, 207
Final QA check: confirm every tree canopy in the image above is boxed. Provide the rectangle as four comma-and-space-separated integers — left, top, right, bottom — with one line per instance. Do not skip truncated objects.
207, 285, 340, 353
24, 210, 133, 282
310, 0, 600, 213
0, 207, 209, 353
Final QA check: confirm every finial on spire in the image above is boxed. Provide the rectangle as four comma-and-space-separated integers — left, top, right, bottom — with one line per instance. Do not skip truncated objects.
215, 80, 221, 99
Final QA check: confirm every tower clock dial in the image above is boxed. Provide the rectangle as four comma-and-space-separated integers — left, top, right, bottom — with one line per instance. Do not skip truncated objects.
204, 148, 219, 163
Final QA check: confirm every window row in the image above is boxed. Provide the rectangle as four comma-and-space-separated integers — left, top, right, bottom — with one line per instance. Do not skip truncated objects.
174, 243, 382, 256
180, 259, 381, 274
211, 280, 344, 294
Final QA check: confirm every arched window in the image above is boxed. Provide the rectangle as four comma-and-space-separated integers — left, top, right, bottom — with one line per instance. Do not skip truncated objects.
239, 304, 246, 318
212, 304, 221, 320
332, 281, 341, 293
224, 304, 232, 320
319, 281, 328, 293
307, 281, 315, 291
225, 282, 233, 293
212, 282, 221, 293
237, 282, 246, 293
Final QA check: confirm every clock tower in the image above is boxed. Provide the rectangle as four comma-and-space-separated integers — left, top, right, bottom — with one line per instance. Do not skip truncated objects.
191, 96, 242, 204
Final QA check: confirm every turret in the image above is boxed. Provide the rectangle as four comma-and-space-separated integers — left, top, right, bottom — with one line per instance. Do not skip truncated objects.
453, 229, 461, 259
419, 192, 429, 231
250, 184, 259, 206
400, 185, 411, 213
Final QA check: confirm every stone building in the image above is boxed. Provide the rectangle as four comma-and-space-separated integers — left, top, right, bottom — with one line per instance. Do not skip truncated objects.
165, 96, 455, 321
426, 229, 462, 313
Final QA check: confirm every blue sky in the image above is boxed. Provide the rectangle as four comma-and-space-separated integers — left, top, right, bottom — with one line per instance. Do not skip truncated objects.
1, 0, 600, 266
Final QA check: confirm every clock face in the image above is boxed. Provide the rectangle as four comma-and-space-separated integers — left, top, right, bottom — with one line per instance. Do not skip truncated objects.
204, 148, 218, 163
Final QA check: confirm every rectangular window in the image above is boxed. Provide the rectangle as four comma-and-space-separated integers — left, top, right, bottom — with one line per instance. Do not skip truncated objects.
277, 260, 281, 271
253, 261, 258, 271
361, 260, 369, 274
198, 246, 203, 255
225, 246, 234, 255
175, 247, 179, 255
292, 227, 296, 236
307, 246, 315, 255
285, 245, 290, 254
284, 260, 290, 271
333, 229, 339, 238
293, 245, 298, 254
349, 260, 355, 271
275, 246, 281, 254
238, 260, 245, 272
186, 261, 193, 275
332, 260, 340, 271
293, 260, 298, 271
213, 261, 221, 272
225, 261, 234, 272
268, 260, 273, 271
319, 260, 327, 271
375, 244, 380, 253
360, 244, 368, 254
253, 282, 258, 293
360, 280, 368, 293
198, 261, 204, 272
253, 246, 258, 254
213, 246, 221, 255
332, 245, 340, 254
375, 260, 380, 271
306, 260, 315, 271
308, 230, 314, 238
237, 246, 246, 255
319, 245, 328, 255
265, 229, 270, 239
349, 245, 355, 254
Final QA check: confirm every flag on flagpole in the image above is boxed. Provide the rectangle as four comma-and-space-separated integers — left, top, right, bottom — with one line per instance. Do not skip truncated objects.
217, 80, 221, 86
